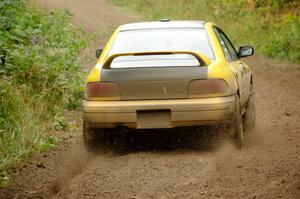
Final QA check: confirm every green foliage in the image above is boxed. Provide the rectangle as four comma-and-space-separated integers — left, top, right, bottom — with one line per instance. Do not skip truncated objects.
37, 136, 59, 152
111, 0, 300, 63
0, 171, 9, 187
0, 0, 88, 186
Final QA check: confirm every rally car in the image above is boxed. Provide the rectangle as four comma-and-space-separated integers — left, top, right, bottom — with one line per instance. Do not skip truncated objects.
83, 20, 255, 148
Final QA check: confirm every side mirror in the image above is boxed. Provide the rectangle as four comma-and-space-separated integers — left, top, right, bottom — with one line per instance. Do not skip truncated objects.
238, 46, 254, 58
96, 49, 103, 59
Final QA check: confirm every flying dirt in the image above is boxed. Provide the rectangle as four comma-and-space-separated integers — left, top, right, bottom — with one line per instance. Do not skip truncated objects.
0, 0, 299, 198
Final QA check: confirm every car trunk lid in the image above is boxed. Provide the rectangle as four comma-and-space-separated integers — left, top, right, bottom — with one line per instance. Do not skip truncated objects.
101, 66, 207, 100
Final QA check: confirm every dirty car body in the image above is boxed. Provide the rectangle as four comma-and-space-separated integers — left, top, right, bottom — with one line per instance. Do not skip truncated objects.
83, 20, 255, 145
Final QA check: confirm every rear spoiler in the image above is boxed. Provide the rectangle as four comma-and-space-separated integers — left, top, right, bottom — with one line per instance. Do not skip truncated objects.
102, 51, 211, 69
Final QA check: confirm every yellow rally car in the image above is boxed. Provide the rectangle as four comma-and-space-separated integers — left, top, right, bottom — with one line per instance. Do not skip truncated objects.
83, 20, 255, 148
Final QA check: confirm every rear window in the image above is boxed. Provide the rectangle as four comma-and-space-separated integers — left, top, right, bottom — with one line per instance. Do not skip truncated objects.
108, 28, 214, 68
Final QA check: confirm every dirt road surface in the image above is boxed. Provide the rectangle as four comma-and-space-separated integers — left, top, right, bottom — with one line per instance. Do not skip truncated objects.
1, 0, 299, 198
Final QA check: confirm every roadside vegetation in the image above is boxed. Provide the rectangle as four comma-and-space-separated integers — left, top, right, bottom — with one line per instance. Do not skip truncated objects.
111, 0, 300, 63
0, 0, 88, 186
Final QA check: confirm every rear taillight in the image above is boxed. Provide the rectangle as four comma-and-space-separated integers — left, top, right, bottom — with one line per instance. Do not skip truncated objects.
86, 82, 120, 98
189, 79, 228, 98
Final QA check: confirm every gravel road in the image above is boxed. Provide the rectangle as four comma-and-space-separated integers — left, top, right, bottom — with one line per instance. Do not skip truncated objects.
0, 0, 299, 198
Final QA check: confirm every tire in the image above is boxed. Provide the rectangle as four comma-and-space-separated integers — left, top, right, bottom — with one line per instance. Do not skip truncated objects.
83, 120, 97, 152
232, 95, 244, 148
243, 91, 256, 131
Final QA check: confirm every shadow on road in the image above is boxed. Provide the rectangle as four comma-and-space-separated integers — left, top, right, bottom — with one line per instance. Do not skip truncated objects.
90, 125, 232, 155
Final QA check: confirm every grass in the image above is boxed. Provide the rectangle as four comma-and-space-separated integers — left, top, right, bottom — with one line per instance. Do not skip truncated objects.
110, 0, 300, 63
0, 0, 89, 186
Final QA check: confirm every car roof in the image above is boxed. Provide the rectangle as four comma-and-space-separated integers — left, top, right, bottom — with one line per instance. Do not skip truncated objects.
120, 20, 206, 31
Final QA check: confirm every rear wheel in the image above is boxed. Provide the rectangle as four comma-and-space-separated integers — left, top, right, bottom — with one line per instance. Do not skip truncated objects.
83, 121, 98, 152
231, 95, 244, 148
243, 89, 256, 131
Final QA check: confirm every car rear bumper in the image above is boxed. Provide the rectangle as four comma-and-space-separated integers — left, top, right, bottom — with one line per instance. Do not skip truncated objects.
83, 95, 236, 129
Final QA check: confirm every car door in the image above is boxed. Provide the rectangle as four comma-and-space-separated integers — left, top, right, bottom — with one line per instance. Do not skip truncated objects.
213, 27, 248, 106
